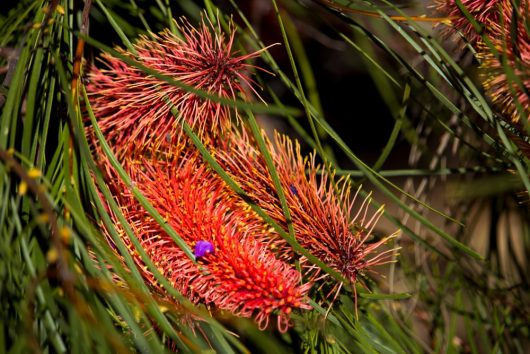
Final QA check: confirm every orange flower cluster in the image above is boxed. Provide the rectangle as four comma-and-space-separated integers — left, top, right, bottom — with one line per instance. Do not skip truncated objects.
104, 151, 311, 331
87, 15, 396, 332
435, 0, 530, 122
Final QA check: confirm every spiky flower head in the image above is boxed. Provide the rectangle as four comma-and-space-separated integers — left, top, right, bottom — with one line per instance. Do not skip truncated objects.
104, 151, 311, 332
87, 15, 265, 159
480, 2, 530, 122
434, 0, 506, 45
215, 130, 398, 297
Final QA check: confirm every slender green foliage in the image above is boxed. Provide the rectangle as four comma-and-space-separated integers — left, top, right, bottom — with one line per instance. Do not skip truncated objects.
1, 0, 529, 352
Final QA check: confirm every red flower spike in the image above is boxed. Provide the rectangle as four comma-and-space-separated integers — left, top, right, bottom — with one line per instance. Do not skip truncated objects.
103, 151, 311, 332
434, 0, 506, 45
86, 15, 267, 159
479, 1, 530, 122
215, 130, 399, 291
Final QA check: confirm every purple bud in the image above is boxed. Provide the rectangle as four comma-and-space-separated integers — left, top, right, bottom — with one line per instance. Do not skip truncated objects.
194, 240, 215, 258
289, 184, 298, 196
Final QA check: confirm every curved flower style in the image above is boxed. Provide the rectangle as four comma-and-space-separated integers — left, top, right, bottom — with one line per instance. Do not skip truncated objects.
215, 130, 398, 293
104, 151, 311, 332
86, 16, 265, 159
480, 3, 530, 122
434, 0, 505, 45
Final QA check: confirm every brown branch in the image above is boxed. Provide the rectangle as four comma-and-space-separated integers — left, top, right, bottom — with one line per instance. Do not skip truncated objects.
0, 46, 22, 108
71, 0, 92, 103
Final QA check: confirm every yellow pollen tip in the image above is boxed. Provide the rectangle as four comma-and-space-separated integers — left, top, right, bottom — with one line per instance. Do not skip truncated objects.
37, 214, 49, 224
46, 248, 58, 263
28, 168, 41, 178
18, 181, 28, 196
60, 226, 71, 243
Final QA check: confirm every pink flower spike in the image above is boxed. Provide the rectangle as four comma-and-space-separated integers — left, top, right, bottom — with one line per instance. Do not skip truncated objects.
434, 0, 506, 46
215, 130, 399, 297
479, 1, 530, 122
86, 14, 270, 159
